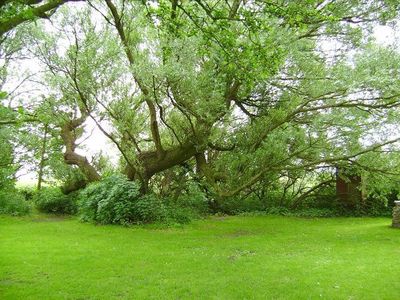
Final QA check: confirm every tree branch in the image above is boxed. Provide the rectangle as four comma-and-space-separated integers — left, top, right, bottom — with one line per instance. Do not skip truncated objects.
0, 0, 83, 36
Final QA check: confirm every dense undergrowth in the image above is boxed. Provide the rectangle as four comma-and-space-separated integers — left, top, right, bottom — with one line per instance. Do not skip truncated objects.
0, 189, 30, 216
0, 174, 396, 224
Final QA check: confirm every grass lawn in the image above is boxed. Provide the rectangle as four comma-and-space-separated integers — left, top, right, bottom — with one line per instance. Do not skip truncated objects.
1, 214, 399, 299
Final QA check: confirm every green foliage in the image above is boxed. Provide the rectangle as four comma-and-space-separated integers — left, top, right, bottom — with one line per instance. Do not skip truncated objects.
305, 187, 337, 209
218, 195, 266, 215
34, 187, 78, 215
0, 106, 17, 190
239, 207, 341, 218
3, 0, 400, 216
290, 208, 340, 218
165, 181, 209, 217
79, 174, 142, 225
79, 175, 203, 225
79, 175, 173, 225
360, 194, 393, 217
17, 185, 35, 201
0, 189, 30, 216
59, 167, 87, 194
133, 194, 170, 224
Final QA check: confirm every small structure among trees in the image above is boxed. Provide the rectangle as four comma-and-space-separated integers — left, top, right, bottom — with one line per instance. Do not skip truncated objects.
336, 166, 364, 210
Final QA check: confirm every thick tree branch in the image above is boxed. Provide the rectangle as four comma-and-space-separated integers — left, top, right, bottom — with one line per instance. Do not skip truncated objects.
290, 178, 335, 209
60, 114, 101, 182
0, 0, 83, 36
105, 0, 164, 156
219, 137, 400, 197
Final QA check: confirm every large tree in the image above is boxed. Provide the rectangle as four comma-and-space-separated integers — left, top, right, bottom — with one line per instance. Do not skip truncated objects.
4, 0, 400, 202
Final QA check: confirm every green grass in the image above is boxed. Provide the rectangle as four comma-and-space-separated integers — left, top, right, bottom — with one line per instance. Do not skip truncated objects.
1, 215, 399, 299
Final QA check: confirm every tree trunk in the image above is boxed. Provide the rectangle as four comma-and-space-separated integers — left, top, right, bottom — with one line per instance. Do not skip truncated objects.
60, 117, 101, 183
37, 123, 48, 191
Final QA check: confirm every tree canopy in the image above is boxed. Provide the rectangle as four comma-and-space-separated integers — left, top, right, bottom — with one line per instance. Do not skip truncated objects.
1, 0, 400, 209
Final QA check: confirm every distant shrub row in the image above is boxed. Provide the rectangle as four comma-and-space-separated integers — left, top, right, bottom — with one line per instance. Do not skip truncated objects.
1, 174, 209, 225
33, 188, 78, 215
0, 190, 30, 216
0, 174, 395, 223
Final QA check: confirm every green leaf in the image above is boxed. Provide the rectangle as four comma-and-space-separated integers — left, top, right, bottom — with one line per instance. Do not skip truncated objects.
0, 91, 7, 100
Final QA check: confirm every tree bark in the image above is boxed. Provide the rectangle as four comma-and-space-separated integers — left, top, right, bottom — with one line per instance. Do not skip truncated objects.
60, 116, 100, 183
104, 0, 215, 189
37, 123, 48, 190
124, 138, 201, 183
0, 0, 83, 36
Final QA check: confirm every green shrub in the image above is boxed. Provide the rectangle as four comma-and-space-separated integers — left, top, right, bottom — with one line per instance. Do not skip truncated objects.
239, 207, 340, 218
166, 181, 209, 217
0, 190, 30, 216
291, 208, 340, 218
79, 175, 169, 225
265, 206, 291, 216
360, 192, 393, 217
217, 194, 266, 215
134, 194, 169, 223
165, 206, 195, 224
18, 185, 35, 201
301, 186, 337, 210
79, 175, 199, 225
79, 174, 141, 225
34, 187, 78, 214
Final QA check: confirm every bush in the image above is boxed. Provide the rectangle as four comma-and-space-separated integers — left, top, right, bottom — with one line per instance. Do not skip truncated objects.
301, 186, 337, 210
359, 191, 395, 217
218, 195, 266, 214
164, 207, 191, 224
79, 175, 199, 225
34, 187, 78, 214
290, 208, 340, 218
166, 181, 209, 218
0, 190, 30, 216
239, 207, 341, 218
79, 175, 170, 225
18, 185, 35, 201
134, 194, 170, 223
79, 174, 141, 225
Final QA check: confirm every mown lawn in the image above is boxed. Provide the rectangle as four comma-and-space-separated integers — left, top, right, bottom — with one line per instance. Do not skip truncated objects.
0, 214, 399, 299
